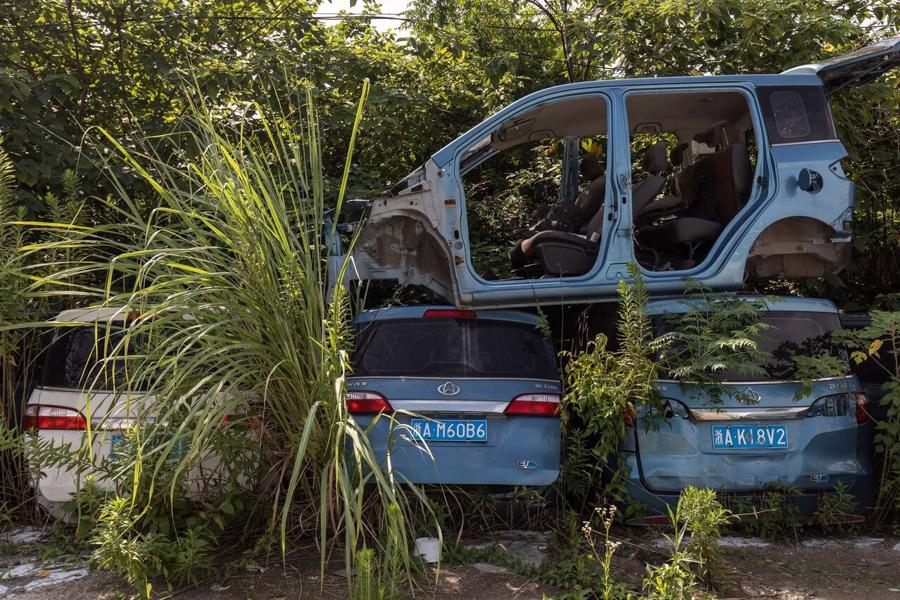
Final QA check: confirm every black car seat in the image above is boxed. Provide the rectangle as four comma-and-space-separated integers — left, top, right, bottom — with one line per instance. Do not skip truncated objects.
639, 142, 753, 260
630, 141, 669, 220
526, 207, 605, 276
509, 154, 606, 277
636, 142, 690, 224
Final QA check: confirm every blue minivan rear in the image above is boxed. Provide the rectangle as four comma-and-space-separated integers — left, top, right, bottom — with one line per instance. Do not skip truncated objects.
622, 296, 874, 517
347, 306, 561, 486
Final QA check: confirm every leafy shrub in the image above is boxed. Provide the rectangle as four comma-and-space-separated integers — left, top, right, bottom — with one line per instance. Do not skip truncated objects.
561, 264, 659, 512
653, 289, 772, 404
812, 482, 858, 529
353, 548, 379, 600
679, 486, 731, 588
91, 496, 165, 598
727, 485, 803, 541
642, 497, 697, 600
838, 310, 900, 529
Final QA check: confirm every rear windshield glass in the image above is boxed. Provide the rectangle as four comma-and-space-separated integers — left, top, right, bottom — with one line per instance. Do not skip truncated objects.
757, 86, 836, 144
352, 318, 558, 379
41, 326, 144, 390
656, 310, 847, 381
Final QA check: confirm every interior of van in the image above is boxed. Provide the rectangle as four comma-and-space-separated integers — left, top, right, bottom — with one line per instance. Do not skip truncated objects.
627, 91, 757, 271
461, 90, 758, 280
461, 96, 609, 280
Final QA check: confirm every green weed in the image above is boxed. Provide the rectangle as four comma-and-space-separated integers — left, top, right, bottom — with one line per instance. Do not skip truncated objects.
680, 486, 731, 589
641, 498, 697, 600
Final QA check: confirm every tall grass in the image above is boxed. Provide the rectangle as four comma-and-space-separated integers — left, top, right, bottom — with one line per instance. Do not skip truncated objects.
17, 83, 428, 589
0, 136, 27, 514
0, 137, 84, 517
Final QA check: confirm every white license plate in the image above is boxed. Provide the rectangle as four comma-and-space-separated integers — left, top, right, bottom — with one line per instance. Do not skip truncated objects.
712, 425, 788, 449
410, 418, 487, 442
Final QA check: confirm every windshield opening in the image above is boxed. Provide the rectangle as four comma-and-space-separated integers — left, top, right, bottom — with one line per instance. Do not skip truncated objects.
41, 326, 146, 391
351, 318, 558, 379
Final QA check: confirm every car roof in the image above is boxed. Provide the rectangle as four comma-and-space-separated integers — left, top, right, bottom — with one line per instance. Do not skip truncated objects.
51, 307, 133, 323
429, 73, 823, 166
353, 305, 540, 326
645, 294, 838, 316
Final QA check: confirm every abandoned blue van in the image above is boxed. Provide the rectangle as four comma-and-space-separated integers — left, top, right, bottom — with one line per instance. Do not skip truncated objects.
621, 296, 874, 517
346, 37, 899, 308
347, 306, 562, 486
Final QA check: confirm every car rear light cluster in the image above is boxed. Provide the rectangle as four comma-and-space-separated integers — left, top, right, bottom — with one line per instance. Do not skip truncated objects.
345, 391, 393, 415
23, 405, 87, 430
504, 393, 560, 416
806, 393, 869, 423
638, 514, 671, 526
854, 393, 870, 424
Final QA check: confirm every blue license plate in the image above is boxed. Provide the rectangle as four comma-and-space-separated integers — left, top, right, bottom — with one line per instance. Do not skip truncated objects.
110, 433, 126, 458
410, 418, 487, 442
712, 425, 788, 449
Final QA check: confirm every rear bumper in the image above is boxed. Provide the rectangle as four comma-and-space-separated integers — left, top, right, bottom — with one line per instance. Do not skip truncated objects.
28, 430, 119, 504
352, 414, 560, 486
28, 429, 228, 506
621, 450, 875, 516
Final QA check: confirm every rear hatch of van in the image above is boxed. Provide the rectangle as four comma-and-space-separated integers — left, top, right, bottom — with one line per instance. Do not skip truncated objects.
632, 303, 873, 499
347, 308, 562, 486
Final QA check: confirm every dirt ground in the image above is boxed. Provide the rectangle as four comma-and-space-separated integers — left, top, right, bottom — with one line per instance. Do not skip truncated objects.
1, 528, 898, 599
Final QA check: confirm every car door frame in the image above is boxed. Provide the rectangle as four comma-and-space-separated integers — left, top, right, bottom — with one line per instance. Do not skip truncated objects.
619, 81, 773, 288
433, 84, 628, 306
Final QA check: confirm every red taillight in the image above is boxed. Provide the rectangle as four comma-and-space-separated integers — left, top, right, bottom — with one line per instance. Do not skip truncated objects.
504, 393, 560, 416
345, 391, 393, 415
423, 309, 477, 319
855, 393, 870, 424
23, 405, 87, 430
638, 514, 670, 526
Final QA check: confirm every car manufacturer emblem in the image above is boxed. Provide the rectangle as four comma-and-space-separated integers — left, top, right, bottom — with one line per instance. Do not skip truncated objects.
743, 387, 762, 403
437, 381, 460, 396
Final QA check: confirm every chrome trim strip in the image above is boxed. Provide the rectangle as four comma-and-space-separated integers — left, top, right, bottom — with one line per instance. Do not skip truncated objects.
771, 139, 840, 146
346, 376, 560, 383
691, 407, 808, 421
390, 400, 509, 414
656, 375, 854, 385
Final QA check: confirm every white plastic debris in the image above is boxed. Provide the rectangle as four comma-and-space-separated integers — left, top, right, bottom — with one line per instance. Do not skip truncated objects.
22, 568, 88, 590
717, 536, 771, 548
415, 537, 441, 563
0, 527, 44, 544
1, 563, 39, 580
852, 537, 884, 548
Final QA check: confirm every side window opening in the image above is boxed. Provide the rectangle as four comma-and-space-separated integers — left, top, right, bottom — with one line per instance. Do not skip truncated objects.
628, 91, 758, 272
461, 96, 609, 281
769, 90, 810, 139
757, 85, 836, 145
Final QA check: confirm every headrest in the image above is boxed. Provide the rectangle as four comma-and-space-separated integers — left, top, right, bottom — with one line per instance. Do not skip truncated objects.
642, 140, 668, 174
693, 127, 719, 147
670, 143, 690, 169
580, 153, 603, 181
